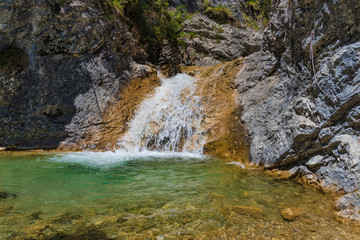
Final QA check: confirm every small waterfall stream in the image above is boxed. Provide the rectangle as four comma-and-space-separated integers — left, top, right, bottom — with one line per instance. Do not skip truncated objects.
118, 73, 207, 153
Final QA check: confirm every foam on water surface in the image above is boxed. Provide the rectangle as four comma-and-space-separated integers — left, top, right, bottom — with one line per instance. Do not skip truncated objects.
49, 150, 207, 168
48, 74, 210, 169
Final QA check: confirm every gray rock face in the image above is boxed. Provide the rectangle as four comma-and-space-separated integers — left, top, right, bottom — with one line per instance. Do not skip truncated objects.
236, 0, 360, 219
180, 14, 262, 65
169, 0, 246, 22
0, 0, 145, 149
336, 192, 360, 221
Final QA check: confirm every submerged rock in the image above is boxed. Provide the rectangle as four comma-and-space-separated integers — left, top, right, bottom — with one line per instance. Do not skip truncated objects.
225, 205, 266, 219
0, 191, 16, 200
281, 208, 301, 222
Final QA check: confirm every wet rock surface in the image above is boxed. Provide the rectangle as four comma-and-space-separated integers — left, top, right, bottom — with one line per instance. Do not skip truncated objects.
335, 191, 360, 221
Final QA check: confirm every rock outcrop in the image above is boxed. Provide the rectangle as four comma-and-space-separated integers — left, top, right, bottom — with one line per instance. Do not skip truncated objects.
179, 14, 262, 66
0, 0, 146, 149
235, 0, 360, 219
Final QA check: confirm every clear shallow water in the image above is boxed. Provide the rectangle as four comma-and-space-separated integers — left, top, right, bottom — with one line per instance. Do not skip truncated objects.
0, 151, 359, 239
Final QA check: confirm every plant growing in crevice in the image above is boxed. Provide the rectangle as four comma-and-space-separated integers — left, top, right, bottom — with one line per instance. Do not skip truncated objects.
243, 0, 272, 30
154, 5, 190, 44
179, 32, 198, 40
201, 0, 236, 25
212, 24, 224, 34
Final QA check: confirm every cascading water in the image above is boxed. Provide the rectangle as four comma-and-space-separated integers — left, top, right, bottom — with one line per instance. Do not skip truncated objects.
118, 73, 207, 153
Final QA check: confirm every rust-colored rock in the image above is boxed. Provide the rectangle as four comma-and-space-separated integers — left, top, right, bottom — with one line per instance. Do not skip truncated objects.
183, 59, 250, 163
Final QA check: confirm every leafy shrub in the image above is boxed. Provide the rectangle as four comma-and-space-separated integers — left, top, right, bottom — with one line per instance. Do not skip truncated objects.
155, 5, 190, 44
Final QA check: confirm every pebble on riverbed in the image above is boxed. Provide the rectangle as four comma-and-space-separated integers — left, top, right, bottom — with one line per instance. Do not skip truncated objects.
281, 208, 301, 221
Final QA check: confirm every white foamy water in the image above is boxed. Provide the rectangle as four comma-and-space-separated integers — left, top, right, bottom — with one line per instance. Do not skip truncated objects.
49, 150, 206, 168
50, 74, 208, 167
226, 161, 245, 169
118, 73, 207, 153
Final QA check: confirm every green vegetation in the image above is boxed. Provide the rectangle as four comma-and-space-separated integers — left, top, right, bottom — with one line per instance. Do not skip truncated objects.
154, 5, 189, 44
96, 0, 190, 62
243, 13, 261, 31
199, 0, 272, 30
201, 0, 236, 24
244, 0, 272, 29
212, 24, 224, 33
0, 46, 28, 70
179, 31, 198, 40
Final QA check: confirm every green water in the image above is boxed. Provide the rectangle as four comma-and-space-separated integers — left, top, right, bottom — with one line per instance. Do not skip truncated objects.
0, 151, 359, 239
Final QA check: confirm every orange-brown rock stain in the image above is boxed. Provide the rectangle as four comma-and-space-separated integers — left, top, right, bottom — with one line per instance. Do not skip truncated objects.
181, 58, 250, 164
66, 66, 161, 151
60, 59, 250, 165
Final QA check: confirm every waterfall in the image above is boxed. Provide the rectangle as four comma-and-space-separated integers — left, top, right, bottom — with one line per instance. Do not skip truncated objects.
118, 73, 207, 153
